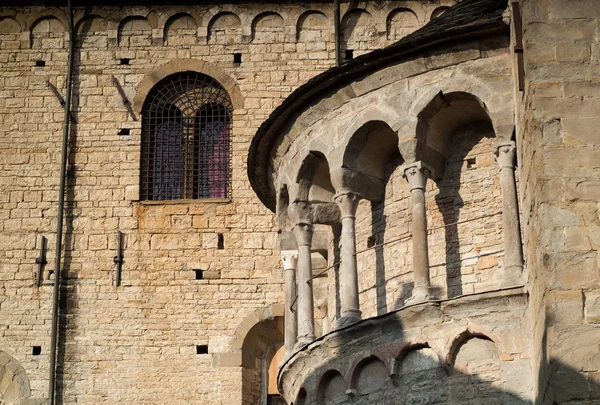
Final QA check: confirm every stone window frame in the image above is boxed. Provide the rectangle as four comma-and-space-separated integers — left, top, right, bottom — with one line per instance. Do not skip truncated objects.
133, 59, 244, 204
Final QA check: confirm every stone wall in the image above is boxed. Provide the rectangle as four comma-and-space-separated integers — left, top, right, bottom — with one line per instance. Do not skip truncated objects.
279, 288, 532, 405
0, 2, 447, 404
517, 0, 600, 403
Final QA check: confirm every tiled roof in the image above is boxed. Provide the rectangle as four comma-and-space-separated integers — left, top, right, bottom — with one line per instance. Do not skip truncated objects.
248, 0, 509, 211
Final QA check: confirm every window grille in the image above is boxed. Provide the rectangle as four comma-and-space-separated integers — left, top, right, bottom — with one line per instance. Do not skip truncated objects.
141, 72, 233, 200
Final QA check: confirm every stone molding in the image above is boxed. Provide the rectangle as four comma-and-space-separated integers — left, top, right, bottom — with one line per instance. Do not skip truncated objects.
132, 58, 244, 113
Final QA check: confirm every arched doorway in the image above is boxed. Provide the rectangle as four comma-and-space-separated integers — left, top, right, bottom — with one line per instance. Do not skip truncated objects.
233, 305, 285, 405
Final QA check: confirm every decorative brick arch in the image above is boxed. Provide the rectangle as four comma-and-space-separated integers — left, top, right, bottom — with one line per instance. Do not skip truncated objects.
132, 59, 244, 114
390, 342, 448, 377
444, 326, 501, 367
348, 354, 389, 390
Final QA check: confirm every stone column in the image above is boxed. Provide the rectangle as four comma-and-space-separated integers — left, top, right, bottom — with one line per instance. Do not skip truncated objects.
496, 141, 524, 285
281, 250, 298, 359
403, 162, 435, 303
294, 222, 316, 347
333, 191, 361, 327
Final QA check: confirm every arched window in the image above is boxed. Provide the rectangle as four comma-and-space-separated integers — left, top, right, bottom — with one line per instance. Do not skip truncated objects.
141, 72, 232, 200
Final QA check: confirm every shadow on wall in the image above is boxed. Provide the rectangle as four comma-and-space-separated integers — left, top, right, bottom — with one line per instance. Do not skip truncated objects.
286, 314, 600, 405
433, 123, 494, 299
370, 151, 404, 314
54, 11, 87, 404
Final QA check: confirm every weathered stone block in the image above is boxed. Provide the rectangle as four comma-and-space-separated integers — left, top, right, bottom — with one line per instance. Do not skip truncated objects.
584, 291, 600, 323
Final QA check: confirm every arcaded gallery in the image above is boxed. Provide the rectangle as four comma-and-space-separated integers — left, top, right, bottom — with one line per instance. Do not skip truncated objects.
0, 0, 599, 404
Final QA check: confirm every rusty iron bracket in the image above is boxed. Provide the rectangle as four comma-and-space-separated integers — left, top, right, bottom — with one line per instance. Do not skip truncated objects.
113, 231, 124, 286
35, 235, 48, 287
47, 81, 77, 123
112, 76, 137, 121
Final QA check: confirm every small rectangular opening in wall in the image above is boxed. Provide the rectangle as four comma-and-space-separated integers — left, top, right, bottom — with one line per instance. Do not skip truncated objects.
233, 53, 242, 66
217, 233, 224, 250
466, 157, 477, 170
367, 235, 376, 248
345, 50, 354, 61
195, 270, 204, 280
35, 60, 46, 67
32, 346, 41, 356
119, 58, 131, 65
118, 128, 131, 136
196, 345, 208, 354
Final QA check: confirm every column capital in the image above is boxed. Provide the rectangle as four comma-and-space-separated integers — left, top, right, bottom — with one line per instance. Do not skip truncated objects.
402, 161, 433, 191
333, 191, 361, 219
281, 250, 298, 271
293, 222, 314, 247
288, 200, 312, 223
495, 141, 516, 171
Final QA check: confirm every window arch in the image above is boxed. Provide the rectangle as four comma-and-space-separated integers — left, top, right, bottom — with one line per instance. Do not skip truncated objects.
141, 72, 232, 200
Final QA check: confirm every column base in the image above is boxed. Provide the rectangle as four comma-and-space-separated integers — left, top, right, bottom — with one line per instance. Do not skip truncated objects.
500, 265, 524, 287
405, 287, 435, 305
333, 313, 361, 329
294, 335, 315, 351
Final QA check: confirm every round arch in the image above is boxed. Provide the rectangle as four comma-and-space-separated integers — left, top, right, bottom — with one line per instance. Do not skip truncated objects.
444, 326, 501, 367
0, 350, 39, 405
402, 77, 515, 142
231, 304, 285, 366
348, 354, 389, 390
133, 59, 244, 113
26, 9, 67, 31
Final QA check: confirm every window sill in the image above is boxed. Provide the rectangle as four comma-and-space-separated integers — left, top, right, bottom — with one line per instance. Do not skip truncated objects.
137, 198, 231, 205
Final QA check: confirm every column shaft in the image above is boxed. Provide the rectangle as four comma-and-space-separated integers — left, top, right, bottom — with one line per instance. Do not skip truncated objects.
496, 142, 524, 284
281, 251, 298, 358
403, 162, 434, 302
334, 192, 361, 327
411, 187, 431, 290
294, 223, 315, 346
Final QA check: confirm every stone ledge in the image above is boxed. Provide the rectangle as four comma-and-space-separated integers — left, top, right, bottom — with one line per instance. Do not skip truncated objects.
137, 198, 232, 205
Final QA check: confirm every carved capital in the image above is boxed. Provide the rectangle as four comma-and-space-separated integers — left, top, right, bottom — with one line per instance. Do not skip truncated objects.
495, 141, 516, 171
402, 161, 432, 191
288, 200, 312, 225
293, 222, 314, 247
333, 191, 361, 219
281, 250, 298, 271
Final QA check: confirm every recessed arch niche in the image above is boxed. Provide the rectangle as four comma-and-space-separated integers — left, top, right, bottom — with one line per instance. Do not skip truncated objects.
386, 8, 419, 41
415, 91, 501, 299
164, 13, 197, 46
252, 12, 285, 43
